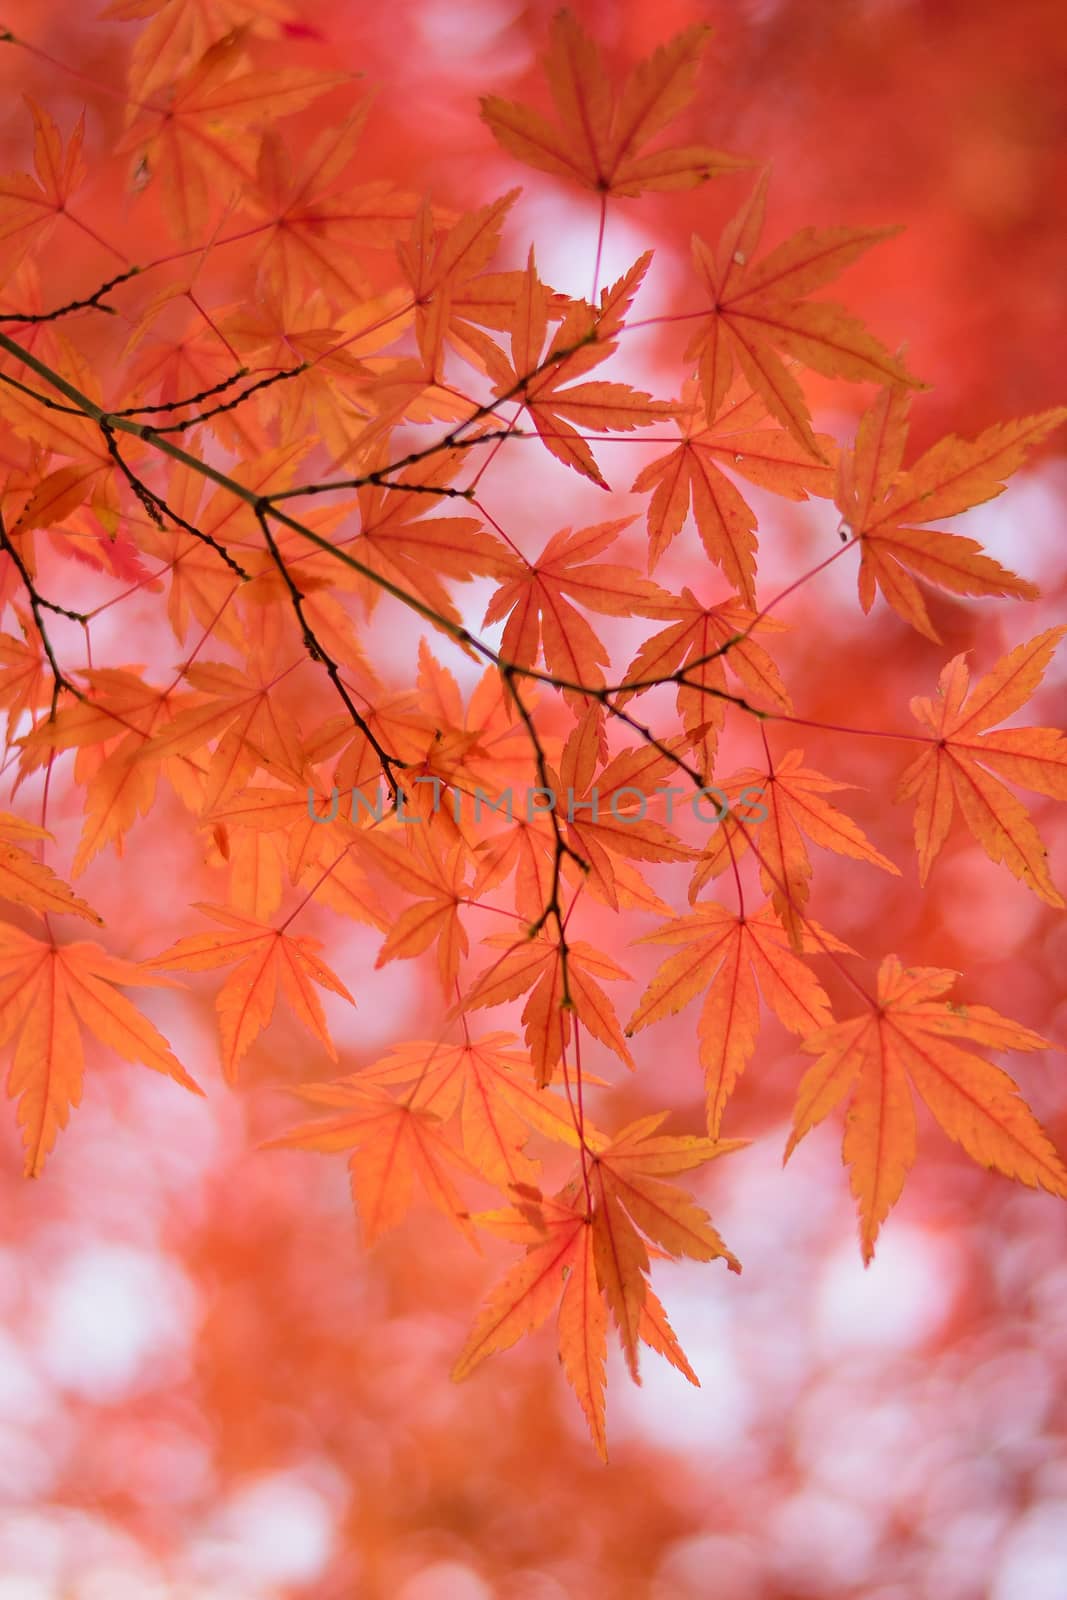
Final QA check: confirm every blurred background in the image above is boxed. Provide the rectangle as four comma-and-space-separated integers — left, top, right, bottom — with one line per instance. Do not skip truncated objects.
1, 0, 1065, 1595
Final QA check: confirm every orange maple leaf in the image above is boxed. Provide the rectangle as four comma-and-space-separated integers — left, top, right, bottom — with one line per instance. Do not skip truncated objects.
368, 831, 470, 996
586, 1114, 742, 1381
787, 956, 1067, 1263
897, 628, 1067, 905
265, 1078, 479, 1247
249, 112, 418, 304
462, 931, 634, 1086
691, 749, 900, 949
451, 1190, 608, 1454
483, 517, 670, 700
453, 1117, 740, 1458
628, 902, 852, 1135
686, 170, 922, 456
0, 98, 86, 275
141, 652, 305, 811
837, 386, 1065, 639
101, 0, 297, 103
480, 11, 745, 197
0, 336, 122, 534
0, 813, 102, 924
483, 254, 668, 487
0, 617, 50, 743
147, 904, 354, 1081
0, 924, 201, 1176
318, 1029, 589, 1191
631, 377, 837, 600
20, 666, 214, 875
542, 713, 695, 911
619, 591, 792, 774
115, 34, 347, 239
16, 663, 234, 876
293, 445, 513, 632
395, 190, 559, 379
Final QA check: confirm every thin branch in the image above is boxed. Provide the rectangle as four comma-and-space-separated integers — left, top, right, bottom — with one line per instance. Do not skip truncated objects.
253, 504, 408, 804
0, 511, 84, 718
0, 265, 142, 325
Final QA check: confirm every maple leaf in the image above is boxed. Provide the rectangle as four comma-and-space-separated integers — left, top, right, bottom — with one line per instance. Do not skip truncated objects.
402, 648, 539, 833
837, 386, 1065, 639
454, 1118, 740, 1458
618, 590, 792, 774
451, 1190, 607, 1453
248, 113, 419, 304
897, 628, 1067, 905
147, 904, 355, 1082
366, 831, 470, 996
462, 931, 635, 1086
480, 12, 746, 197
0, 616, 50, 743
586, 1114, 742, 1378
472, 814, 570, 926
7, 0, 1067, 1475
320, 1030, 589, 1191
208, 822, 286, 923
293, 446, 513, 633
628, 903, 853, 1135
395, 191, 545, 379
483, 253, 668, 487
264, 1078, 479, 1246
631, 378, 837, 601
0, 333, 122, 533
205, 773, 387, 930
102, 0, 297, 102
544, 713, 695, 911
691, 749, 900, 949
686, 170, 922, 455
787, 956, 1067, 1263
0, 98, 86, 275
219, 285, 415, 468
483, 517, 671, 701
18, 666, 215, 875
0, 813, 102, 924
119, 283, 273, 460
115, 34, 348, 238
128, 467, 245, 649
0, 923, 201, 1176
141, 652, 305, 811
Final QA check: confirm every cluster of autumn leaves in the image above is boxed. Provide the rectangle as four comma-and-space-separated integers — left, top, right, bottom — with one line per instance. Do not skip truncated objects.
0, 7, 1065, 1457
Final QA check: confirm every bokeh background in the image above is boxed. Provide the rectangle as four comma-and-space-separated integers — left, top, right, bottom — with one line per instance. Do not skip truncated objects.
1, 1, 1065, 1595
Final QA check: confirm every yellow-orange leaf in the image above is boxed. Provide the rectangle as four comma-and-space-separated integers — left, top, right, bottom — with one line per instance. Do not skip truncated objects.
480, 12, 745, 198
687, 171, 921, 455
147, 903, 354, 1081
788, 955, 1067, 1263
116, 35, 348, 239
483, 254, 670, 486
452, 1191, 600, 1425
0, 924, 201, 1176
266, 1079, 478, 1246
0, 813, 102, 924
0, 98, 86, 274
691, 750, 900, 949
897, 628, 1067, 905
483, 517, 671, 701
619, 590, 792, 773
462, 932, 634, 1085
839, 388, 1065, 638
369, 832, 470, 996
628, 903, 852, 1135
345, 1030, 589, 1189
631, 378, 837, 600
